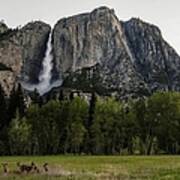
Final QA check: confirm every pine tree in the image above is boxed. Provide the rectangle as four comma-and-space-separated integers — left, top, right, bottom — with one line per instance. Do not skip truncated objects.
8, 83, 26, 122
69, 92, 74, 101
7, 86, 17, 123
0, 84, 9, 155
31, 88, 40, 104
0, 84, 7, 130
83, 92, 97, 154
88, 92, 96, 127
16, 83, 26, 117
59, 89, 64, 101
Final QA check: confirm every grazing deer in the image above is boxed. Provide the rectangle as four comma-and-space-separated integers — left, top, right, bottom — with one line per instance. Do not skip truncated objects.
25, 162, 35, 173
17, 162, 35, 173
33, 164, 40, 173
1, 163, 8, 174
43, 163, 48, 172
17, 162, 25, 173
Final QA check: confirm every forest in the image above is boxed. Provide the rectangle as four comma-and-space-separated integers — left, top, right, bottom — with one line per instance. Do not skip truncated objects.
0, 84, 180, 156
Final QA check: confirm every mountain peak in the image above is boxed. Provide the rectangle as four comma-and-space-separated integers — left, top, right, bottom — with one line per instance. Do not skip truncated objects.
124, 17, 161, 36
91, 6, 114, 14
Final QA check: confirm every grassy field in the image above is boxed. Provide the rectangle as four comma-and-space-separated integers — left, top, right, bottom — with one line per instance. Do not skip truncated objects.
0, 156, 180, 179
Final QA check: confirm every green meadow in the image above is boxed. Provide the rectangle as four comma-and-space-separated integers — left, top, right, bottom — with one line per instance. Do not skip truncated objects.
0, 156, 180, 179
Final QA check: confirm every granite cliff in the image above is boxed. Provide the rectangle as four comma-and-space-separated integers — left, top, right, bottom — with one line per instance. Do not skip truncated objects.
0, 21, 50, 95
52, 7, 180, 98
0, 7, 180, 98
52, 7, 149, 98
122, 18, 180, 91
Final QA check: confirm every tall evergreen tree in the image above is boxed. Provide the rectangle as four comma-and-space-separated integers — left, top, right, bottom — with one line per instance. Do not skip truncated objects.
69, 92, 74, 101
16, 83, 26, 117
7, 86, 17, 123
59, 89, 64, 101
88, 92, 97, 127
8, 84, 26, 122
0, 84, 9, 155
0, 84, 7, 130
83, 92, 97, 154
31, 88, 40, 104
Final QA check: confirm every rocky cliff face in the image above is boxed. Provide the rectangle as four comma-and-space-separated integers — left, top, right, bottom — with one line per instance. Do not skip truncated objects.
0, 21, 50, 95
19, 22, 51, 84
53, 7, 149, 98
122, 18, 180, 91
1, 6, 180, 98
52, 6, 180, 98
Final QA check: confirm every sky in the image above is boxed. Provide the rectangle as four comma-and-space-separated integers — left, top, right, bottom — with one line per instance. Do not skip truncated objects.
0, 0, 180, 53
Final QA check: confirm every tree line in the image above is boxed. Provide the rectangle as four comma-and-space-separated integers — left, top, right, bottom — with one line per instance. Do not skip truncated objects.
0, 84, 180, 155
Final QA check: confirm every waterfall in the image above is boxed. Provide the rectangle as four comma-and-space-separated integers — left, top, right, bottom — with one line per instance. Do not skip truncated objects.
38, 32, 53, 93
21, 31, 62, 95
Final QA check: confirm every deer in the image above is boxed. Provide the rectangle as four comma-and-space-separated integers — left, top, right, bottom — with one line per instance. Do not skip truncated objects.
2, 162, 22, 175
43, 163, 48, 172
33, 164, 40, 173
17, 162, 35, 173
17, 162, 25, 173
1, 163, 8, 174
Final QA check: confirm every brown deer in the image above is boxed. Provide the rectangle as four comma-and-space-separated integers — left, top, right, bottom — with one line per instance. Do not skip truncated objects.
1, 163, 8, 174
17, 162, 25, 173
17, 162, 35, 173
43, 163, 48, 172
33, 164, 40, 173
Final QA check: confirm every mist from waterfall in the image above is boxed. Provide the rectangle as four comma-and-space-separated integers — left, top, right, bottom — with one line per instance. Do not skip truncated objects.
21, 31, 62, 95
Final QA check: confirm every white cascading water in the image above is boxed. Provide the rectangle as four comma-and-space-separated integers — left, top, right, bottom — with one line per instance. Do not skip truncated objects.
22, 31, 62, 95
37, 32, 53, 93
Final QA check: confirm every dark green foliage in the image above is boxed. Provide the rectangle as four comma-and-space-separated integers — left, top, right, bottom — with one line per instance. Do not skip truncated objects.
26, 101, 61, 155
16, 84, 26, 117
15, 97, 88, 155
58, 89, 64, 101
0, 84, 7, 130
66, 97, 88, 153
0, 85, 8, 155
8, 113, 31, 155
63, 65, 109, 95
147, 92, 180, 154
132, 92, 180, 154
8, 84, 26, 122
83, 92, 97, 154
90, 98, 123, 154
0, 28, 18, 41
1, 89, 180, 155
69, 92, 74, 101
31, 88, 44, 106
88, 92, 96, 127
